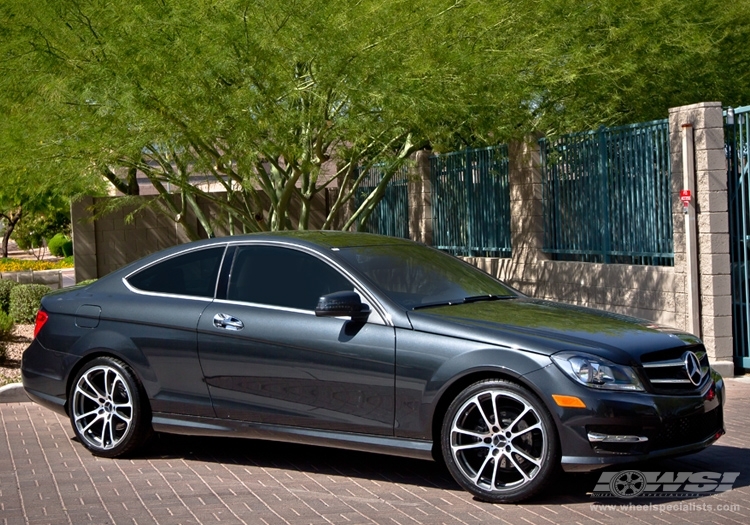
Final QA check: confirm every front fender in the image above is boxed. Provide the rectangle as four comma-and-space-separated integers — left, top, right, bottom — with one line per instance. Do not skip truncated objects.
395, 328, 551, 439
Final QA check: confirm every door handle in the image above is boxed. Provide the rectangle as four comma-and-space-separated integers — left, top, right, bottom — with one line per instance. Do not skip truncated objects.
213, 313, 244, 331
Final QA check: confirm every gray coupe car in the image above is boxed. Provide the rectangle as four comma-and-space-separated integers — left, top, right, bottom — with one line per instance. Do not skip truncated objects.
22, 232, 724, 502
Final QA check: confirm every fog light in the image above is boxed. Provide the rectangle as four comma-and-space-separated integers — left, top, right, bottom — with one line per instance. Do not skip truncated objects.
588, 432, 648, 443
552, 394, 586, 408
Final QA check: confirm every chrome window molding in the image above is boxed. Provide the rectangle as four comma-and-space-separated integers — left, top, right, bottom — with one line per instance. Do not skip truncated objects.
224, 239, 392, 326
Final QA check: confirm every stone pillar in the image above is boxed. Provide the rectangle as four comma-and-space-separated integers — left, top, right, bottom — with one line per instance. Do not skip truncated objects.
505, 138, 547, 290
408, 149, 433, 245
71, 196, 99, 282
668, 102, 734, 376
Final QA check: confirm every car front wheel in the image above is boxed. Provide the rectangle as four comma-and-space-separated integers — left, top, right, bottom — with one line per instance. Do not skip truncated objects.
441, 379, 559, 503
69, 357, 151, 458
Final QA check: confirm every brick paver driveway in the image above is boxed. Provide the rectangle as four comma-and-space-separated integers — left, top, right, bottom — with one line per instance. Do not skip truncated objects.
2, 378, 749, 525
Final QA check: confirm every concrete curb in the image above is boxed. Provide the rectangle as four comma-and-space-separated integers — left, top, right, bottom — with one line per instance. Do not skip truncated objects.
0, 383, 30, 403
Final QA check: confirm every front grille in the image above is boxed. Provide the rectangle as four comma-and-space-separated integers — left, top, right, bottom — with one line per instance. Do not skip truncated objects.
640, 345, 710, 393
650, 408, 722, 451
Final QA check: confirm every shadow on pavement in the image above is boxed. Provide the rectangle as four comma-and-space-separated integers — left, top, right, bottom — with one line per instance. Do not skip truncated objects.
129, 432, 748, 504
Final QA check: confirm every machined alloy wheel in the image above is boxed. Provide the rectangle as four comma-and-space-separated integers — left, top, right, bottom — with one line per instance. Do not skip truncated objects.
69, 357, 150, 458
441, 379, 558, 503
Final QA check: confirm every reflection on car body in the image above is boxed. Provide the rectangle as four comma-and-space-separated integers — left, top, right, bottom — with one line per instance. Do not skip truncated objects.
22, 232, 724, 502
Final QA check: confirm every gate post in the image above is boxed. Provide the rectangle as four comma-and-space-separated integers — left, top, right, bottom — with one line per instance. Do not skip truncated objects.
669, 102, 734, 376
408, 149, 433, 245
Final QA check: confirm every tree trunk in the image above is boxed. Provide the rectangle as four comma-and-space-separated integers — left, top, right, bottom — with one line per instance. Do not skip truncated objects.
0, 208, 23, 258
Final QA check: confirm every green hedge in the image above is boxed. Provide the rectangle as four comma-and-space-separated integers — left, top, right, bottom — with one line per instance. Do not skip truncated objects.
9, 284, 51, 324
0, 279, 18, 314
48, 233, 73, 257
0, 310, 13, 340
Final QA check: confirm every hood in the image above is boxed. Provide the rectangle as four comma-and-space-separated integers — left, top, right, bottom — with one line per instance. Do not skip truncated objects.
406, 298, 701, 365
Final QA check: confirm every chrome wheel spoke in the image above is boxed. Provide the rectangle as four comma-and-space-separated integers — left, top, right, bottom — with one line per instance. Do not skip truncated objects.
100, 417, 109, 446
452, 427, 488, 441
104, 370, 114, 398
507, 451, 532, 482
75, 385, 101, 404
83, 376, 104, 399
506, 405, 531, 432
471, 396, 494, 431
512, 421, 541, 438
471, 452, 494, 484
510, 446, 542, 467
491, 391, 501, 431
74, 408, 101, 423
81, 413, 104, 433
113, 408, 132, 424
454, 441, 489, 452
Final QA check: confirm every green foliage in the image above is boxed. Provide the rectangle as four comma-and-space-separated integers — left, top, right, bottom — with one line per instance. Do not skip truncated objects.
48, 233, 73, 257
9, 284, 51, 324
76, 278, 97, 287
1, 0, 749, 236
12, 201, 71, 250
0, 258, 73, 272
0, 278, 18, 314
0, 310, 14, 340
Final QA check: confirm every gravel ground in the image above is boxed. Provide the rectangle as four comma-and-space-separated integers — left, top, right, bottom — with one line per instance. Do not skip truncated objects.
0, 324, 32, 387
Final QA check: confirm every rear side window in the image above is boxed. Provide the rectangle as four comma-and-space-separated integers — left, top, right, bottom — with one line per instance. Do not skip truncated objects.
127, 246, 225, 298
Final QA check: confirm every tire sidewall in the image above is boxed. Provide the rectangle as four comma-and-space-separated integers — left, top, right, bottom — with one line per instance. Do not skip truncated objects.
441, 379, 559, 503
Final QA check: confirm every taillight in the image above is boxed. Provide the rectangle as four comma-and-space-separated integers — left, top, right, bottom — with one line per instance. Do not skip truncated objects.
33, 310, 49, 339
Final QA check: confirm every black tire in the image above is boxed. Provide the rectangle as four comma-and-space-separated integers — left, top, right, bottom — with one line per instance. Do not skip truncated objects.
68, 356, 152, 458
441, 379, 559, 503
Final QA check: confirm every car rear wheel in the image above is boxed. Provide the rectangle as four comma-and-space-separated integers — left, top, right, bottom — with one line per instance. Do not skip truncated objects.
69, 357, 151, 458
441, 379, 558, 503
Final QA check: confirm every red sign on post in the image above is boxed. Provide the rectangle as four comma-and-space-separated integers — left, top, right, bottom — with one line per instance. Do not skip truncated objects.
680, 189, 692, 207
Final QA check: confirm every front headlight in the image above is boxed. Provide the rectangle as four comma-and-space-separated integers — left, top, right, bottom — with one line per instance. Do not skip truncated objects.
551, 352, 644, 391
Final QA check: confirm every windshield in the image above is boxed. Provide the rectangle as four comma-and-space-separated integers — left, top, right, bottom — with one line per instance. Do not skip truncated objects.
337, 244, 516, 309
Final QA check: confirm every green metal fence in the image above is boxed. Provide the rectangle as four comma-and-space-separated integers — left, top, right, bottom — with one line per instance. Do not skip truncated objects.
540, 119, 673, 266
727, 105, 750, 370
355, 163, 410, 238
430, 145, 512, 257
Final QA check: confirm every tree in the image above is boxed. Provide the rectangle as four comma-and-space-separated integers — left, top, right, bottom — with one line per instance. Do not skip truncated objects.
1, 0, 749, 239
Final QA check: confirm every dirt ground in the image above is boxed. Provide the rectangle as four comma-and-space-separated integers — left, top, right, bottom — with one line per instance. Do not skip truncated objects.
0, 324, 32, 386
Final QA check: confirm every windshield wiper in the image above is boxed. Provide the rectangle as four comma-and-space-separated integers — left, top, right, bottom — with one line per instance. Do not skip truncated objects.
463, 294, 516, 303
412, 294, 516, 310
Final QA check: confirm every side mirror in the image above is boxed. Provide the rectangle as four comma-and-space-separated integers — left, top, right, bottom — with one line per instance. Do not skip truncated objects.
315, 291, 370, 322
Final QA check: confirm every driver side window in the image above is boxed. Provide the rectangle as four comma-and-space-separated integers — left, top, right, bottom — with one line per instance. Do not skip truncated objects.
227, 245, 353, 311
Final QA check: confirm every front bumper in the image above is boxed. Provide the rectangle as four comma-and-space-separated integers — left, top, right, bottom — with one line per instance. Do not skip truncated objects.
523, 365, 725, 472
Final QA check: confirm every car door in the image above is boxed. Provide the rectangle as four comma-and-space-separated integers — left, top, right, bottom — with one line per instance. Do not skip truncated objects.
197, 243, 396, 435
118, 244, 227, 417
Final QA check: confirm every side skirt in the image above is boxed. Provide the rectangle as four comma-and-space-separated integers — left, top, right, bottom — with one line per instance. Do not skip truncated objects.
151, 413, 435, 461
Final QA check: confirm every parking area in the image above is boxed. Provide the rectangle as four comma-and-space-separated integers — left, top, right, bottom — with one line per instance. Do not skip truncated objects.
1, 378, 749, 525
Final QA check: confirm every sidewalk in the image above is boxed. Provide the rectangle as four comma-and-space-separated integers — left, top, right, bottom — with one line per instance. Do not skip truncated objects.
1, 378, 749, 525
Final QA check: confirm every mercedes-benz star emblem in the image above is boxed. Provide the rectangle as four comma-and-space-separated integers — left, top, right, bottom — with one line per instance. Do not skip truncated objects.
683, 351, 703, 386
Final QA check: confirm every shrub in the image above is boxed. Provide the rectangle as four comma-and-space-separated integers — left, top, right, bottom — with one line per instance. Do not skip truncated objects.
9, 284, 51, 324
48, 233, 73, 257
0, 279, 18, 314
0, 310, 14, 340
77, 278, 98, 286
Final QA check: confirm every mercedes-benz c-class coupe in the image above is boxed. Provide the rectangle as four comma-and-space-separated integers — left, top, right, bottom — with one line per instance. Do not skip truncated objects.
22, 232, 724, 502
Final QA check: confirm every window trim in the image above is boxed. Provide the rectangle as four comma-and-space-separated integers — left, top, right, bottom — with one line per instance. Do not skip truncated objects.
221, 240, 390, 326
123, 243, 229, 300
